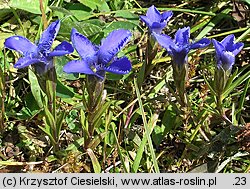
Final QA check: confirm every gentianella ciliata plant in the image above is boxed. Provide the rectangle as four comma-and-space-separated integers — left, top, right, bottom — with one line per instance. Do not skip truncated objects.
153, 27, 210, 106
138, 5, 173, 86
212, 34, 244, 116
4, 20, 74, 151
63, 28, 132, 147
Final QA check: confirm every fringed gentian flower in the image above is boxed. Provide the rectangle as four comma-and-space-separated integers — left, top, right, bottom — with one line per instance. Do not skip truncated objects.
153, 27, 210, 105
140, 5, 173, 34
153, 27, 210, 67
212, 35, 244, 112
212, 34, 244, 72
63, 28, 132, 80
4, 20, 74, 75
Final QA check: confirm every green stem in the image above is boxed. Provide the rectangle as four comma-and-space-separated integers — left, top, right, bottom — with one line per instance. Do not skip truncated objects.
85, 75, 105, 147
0, 50, 6, 132
216, 93, 223, 116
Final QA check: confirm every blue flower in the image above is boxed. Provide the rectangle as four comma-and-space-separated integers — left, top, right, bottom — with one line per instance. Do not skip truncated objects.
140, 5, 173, 34
4, 20, 74, 74
212, 34, 244, 71
63, 28, 132, 80
153, 27, 210, 66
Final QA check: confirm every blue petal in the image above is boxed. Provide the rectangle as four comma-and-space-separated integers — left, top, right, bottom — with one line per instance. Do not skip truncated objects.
99, 29, 131, 65
153, 33, 174, 54
212, 39, 225, 60
221, 34, 235, 50
4, 36, 37, 55
63, 60, 95, 75
71, 28, 97, 63
170, 46, 189, 66
140, 15, 152, 27
220, 51, 235, 70
146, 5, 162, 23
220, 34, 244, 55
231, 42, 244, 56
104, 57, 131, 74
151, 22, 166, 34
49, 41, 74, 57
14, 57, 41, 69
174, 27, 190, 46
190, 38, 210, 49
34, 61, 53, 75
162, 11, 173, 22
38, 20, 60, 51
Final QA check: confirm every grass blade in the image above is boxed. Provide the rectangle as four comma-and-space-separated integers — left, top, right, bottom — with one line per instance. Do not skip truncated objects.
134, 78, 159, 173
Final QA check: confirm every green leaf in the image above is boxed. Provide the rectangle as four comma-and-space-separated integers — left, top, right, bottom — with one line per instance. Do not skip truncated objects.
44, 106, 56, 132
104, 21, 140, 35
59, 18, 102, 38
93, 101, 113, 127
55, 56, 79, 81
242, 0, 250, 5
87, 148, 101, 173
28, 69, 44, 108
56, 111, 65, 140
78, 0, 104, 10
80, 109, 89, 138
17, 92, 40, 120
87, 132, 107, 149
38, 125, 57, 145
196, 9, 231, 39
222, 67, 250, 98
66, 3, 92, 21
9, 0, 43, 14
49, 6, 74, 17
56, 79, 75, 98
115, 10, 140, 25
66, 137, 85, 152
152, 105, 176, 147
203, 74, 217, 96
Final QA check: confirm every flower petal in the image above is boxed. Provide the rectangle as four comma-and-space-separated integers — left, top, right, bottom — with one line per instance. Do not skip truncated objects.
99, 29, 131, 65
153, 33, 174, 54
38, 20, 60, 51
146, 5, 162, 23
221, 51, 235, 70
231, 42, 244, 56
220, 34, 244, 55
104, 57, 131, 74
174, 27, 190, 46
63, 60, 95, 75
4, 36, 36, 55
170, 46, 189, 66
14, 57, 41, 69
212, 39, 225, 60
162, 11, 173, 22
140, 15, 152, 27
71, 28, 97, 63
221, 34, 235, 48
190, 38, 210, 49
49, 41, 74, 57
151, 22, 166, 33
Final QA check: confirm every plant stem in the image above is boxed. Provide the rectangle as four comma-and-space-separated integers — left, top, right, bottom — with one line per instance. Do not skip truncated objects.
85, 75, 105, 147
0, 50, 6, 133
39, 0, 48, 29
216, 93, 223, 116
